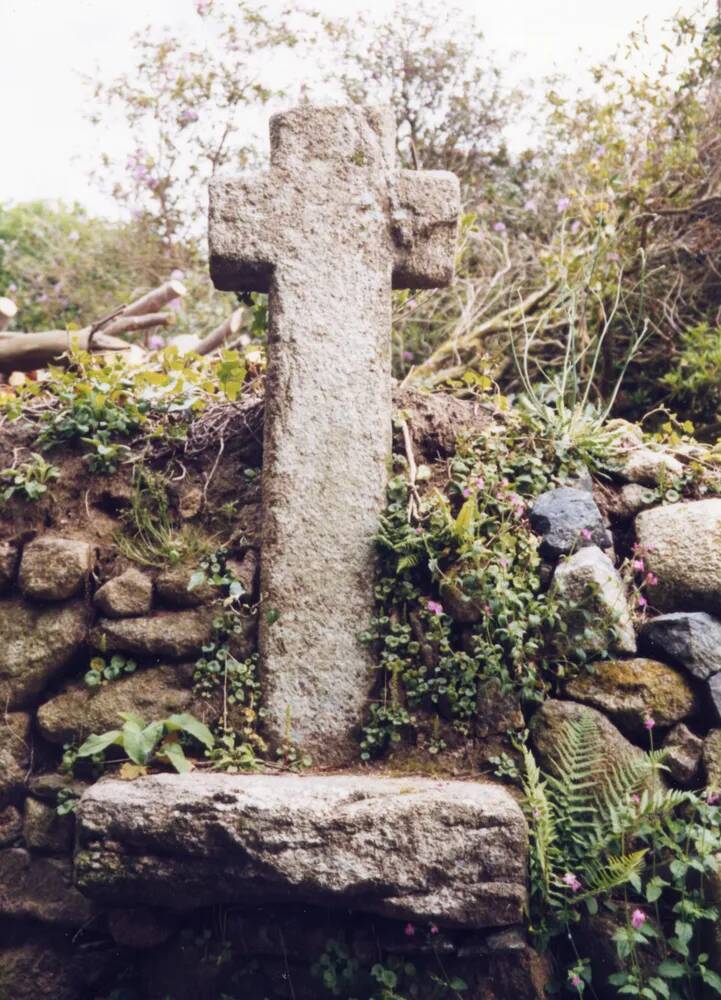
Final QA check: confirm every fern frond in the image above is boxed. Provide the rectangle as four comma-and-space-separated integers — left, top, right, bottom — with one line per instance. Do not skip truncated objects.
578, 849, 647, 898
520, 746, 556, 894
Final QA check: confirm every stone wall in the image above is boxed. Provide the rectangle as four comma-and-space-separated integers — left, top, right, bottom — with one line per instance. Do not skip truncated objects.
2, 393, 721, 997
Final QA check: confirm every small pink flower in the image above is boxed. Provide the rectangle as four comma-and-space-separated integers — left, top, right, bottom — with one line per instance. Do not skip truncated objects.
557, 197, 571, 212
170, 268, 185, 281
632, 559, 645, 572
643, 716, 655, 730
570, 220, 581, 234
580, 527, 593, 541
148, 334, 166, 350
404, 923, 415, 937
179, 108, 199, 125
606, 252, 620, 262
637, 595, 648, 609
630, 793, 640, 804
402, 350, 414, 362
68, 230, 80, 242
407, 298, 417, 309
571, 974, 582, 990
523, 199, 536, 212
563, 872, 582, 892
707, 789, 720, 805
631, 909, 647, 929
475, 476, 485, 489
462, 486, 472, 498
645, 572, 658, 587
429, 923, 439, 935
426, 600, 444, 616
493, 221, 507, 233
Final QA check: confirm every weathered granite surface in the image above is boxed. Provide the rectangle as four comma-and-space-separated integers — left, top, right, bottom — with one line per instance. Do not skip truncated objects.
0, 599, 89, 708
553, 545, 636, 654
94, 567, 153, 618
0, 848, 95, 926
90, 607, 254, 662
636, 499, 721, 613
210, 105, 459, 763
565, 658, 697, 737
75, 773, 527, 928
18, 536, 92, 601
37, 664, 195, 745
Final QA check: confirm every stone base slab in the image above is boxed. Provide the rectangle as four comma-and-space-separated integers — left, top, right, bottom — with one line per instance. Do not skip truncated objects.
75, 773, 527, 929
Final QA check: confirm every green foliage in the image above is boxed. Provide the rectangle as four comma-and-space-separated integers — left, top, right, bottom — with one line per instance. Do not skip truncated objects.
0, 199, 189, 332
312, 935, 466, 999
194, 615, 263, 742
661, 323, 721, 432
55, 788, 80, 817
115, 467, 209, 568
0, 453, 59, 502
75, 711, 214, 774
188, 548, 246, 604
521, 713, 721, 999
361, 408, 614, 759
84, 654, 137, 689
2, 345, 254, 466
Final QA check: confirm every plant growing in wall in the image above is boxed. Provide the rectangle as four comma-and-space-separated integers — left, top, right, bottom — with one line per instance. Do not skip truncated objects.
521, 713, 721, 998
75, 711, 214, 774
0, 453, 60, 502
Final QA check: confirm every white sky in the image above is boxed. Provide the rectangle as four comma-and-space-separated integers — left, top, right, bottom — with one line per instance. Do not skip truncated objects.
0, 0, 688, 218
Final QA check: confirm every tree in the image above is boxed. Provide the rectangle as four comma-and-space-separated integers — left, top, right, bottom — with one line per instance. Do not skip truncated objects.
324, 1, 521, 201
88, 1, 317, 247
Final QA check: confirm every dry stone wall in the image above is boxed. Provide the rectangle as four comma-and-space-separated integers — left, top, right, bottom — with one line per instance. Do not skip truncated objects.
1, 393, 721, 997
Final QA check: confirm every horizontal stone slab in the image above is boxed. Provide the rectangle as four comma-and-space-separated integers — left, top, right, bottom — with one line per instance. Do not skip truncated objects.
75, 773, 527, 929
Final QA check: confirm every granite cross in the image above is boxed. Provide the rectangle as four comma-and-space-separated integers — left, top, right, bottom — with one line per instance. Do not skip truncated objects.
209, 105, 459, 763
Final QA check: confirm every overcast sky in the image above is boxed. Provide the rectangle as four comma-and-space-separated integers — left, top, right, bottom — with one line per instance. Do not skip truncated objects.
1, 0, 688, 217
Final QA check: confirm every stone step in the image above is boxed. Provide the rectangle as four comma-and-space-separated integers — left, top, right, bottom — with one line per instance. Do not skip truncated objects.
74, 773, 528, 930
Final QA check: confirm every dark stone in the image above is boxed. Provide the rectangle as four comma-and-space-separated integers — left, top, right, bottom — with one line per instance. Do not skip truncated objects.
0, 849, 95, 926
0, 804, 22, 846
640, 612, 721, 680
529, 487, 611, 558
476, 678, 524, 738
0, 540, 19, 593
108, 907, 176, 949
662, 723, 703, 785
708, 673, 721, 723
23, 797, 75, 854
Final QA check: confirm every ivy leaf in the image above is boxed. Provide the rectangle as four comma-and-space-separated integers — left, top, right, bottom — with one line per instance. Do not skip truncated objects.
122, 719, 162, 765
162, 740, 192, 773
656, 960, 686, 978
77, 730, 122, 758
454, 495, 478, 539
701, 968, 721, 995
166, 713, 214, 749
648, 978, 670, 999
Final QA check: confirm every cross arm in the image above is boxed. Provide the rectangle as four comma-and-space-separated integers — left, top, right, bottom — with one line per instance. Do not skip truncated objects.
391, 170, 461, 290
208, 173, 281, 294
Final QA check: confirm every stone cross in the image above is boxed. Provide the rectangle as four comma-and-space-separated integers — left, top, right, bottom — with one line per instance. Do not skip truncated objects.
209, 106, 459, 763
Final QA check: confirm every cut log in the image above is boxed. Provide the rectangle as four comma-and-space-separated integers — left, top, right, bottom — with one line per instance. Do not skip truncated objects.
0, 298, 18, 333
102, 311, 174, 338
0, 329, 130, 375
123, 280, 186, 317
195, 307, 244, 356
